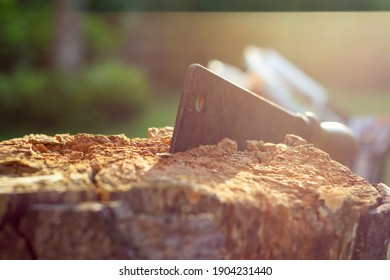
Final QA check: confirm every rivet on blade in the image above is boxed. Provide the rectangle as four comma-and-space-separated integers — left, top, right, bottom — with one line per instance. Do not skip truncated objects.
195, 96, 204, 112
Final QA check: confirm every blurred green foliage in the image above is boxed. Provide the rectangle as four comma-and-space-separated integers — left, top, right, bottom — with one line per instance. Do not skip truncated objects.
0, 62, 151, 138
88, 0, 390, 11
0, 1, 54, 71
0, 0, 152, 139
83, 15, 122, 62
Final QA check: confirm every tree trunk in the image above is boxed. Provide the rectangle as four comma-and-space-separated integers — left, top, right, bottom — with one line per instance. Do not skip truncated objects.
52, 0, 84, 70
0, 128, 389, 259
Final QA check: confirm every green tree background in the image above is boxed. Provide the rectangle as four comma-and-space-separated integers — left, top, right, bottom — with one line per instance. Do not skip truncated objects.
0, 0, 153, 139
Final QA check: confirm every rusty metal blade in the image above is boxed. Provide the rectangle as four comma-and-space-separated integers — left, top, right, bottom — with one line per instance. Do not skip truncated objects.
170, 64, 312, 153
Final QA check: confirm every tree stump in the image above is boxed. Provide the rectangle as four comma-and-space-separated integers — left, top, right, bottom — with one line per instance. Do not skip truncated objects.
0, 127, 389, 259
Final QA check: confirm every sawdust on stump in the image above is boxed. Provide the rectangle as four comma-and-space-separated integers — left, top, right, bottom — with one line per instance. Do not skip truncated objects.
0, 127, 389, 259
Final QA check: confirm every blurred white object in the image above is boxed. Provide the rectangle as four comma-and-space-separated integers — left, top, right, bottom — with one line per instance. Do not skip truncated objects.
244, 46, 306, 113
207, 60, 248, 87
348, 115, 390, 183
243, 46, 344, 123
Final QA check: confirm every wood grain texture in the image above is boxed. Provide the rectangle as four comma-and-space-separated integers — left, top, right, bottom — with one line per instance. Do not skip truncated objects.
0, 128, 389, 259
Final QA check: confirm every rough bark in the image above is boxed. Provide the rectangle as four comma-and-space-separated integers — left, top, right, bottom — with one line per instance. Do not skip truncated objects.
0, 128, 389, 259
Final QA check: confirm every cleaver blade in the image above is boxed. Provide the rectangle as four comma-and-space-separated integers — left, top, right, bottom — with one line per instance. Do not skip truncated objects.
170, 63, 309, 152
169, 64, 358, 166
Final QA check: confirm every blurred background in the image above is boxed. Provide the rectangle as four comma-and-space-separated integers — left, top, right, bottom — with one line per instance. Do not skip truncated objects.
1, 1, 390, 184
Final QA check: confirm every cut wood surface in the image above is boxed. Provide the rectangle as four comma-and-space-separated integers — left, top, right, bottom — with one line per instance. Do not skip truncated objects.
0, 127, 389, 259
